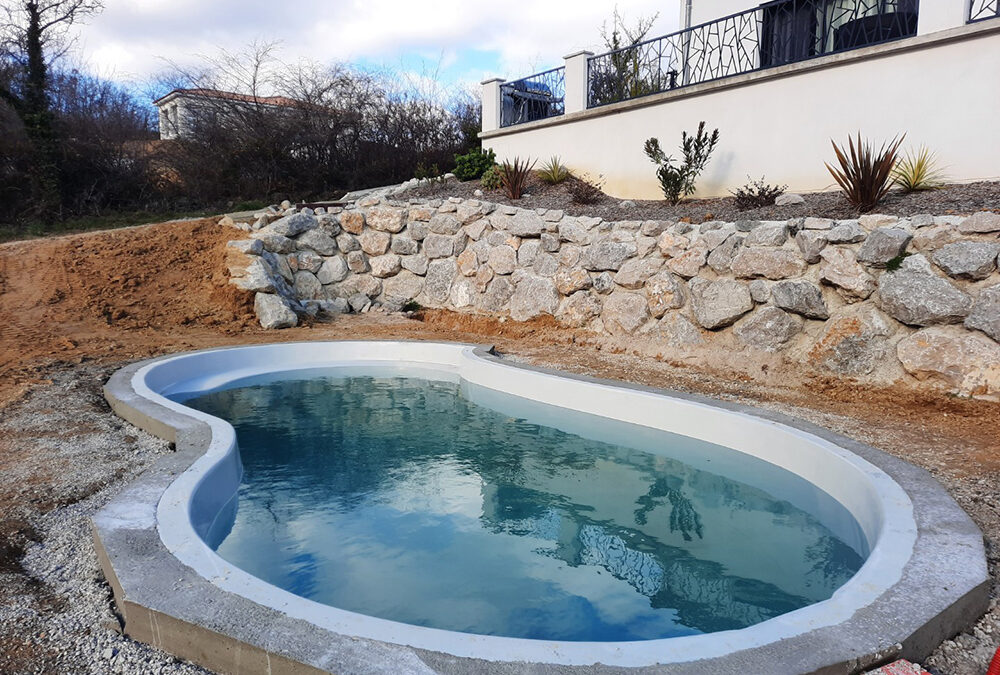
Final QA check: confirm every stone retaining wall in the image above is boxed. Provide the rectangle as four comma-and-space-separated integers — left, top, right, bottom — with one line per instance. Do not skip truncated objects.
224, 193, 1000, 399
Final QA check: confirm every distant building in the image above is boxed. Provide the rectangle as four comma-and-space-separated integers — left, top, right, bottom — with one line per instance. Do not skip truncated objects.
153, 89, 302, 140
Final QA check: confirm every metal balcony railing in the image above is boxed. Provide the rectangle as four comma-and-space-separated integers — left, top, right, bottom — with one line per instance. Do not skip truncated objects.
969, 0, 1000, 22
499, 67, 566, 128
588, 0, 919, 108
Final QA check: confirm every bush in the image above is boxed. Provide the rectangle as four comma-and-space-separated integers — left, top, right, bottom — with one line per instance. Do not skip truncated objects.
537, 156, 569, 185
498, 158, 535, 200
414, 162, 441, 180
480, 165, 501, 191
892, 146, 946, 193
644, 122, 720, 205
568, 173, 606, 204
452, 147, 496, 181
730, 177, 787, 210
825, 133, 905, 213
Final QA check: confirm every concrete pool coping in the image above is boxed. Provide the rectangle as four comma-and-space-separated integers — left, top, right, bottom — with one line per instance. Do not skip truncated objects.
95, 340, 989, 675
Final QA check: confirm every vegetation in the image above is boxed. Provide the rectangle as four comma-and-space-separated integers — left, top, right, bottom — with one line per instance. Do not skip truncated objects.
730, 177, 787, 210
497, 157, 535, 200
892, 145, 946, 193
885, 252, 912, 272
480, 165, 502, 191
644, 122, 720, 205
568, 173, 606, 204
413, 162, 442, 180
825, 133, 905, 213
589, 9, 661, 107
452, 147, 495, 181
537, 156, 570, 185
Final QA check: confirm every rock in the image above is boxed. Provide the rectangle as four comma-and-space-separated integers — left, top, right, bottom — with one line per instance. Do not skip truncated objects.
558, 219, 595, 245
858, 214, 898, 229
555, 267, 592, 295
423, 233, 455, 259
614, 258, 663, 289
644, 272, 686, 318
795, 230, 828, 263
775, 193, 805, 206
749, 279, 771, 304
358, 230, 391, 256
390, 235, 419, 256
474, 189, 484, 198
474, 265, 494, 292
510, 275, 559, 321
487, 245, 518, 274
707, 234, 744, 274
456, 248, 478, 276
252, 232, 297, 254
227, 238, 264, 255
290, 251, 322, 274
507, 210, 545, 237
771, 280, 829, 319
745, 222, 788, 247
582, 237, 638, 271
932, 241, 1000, 280
366, 206, 406, 233
408, 221, 430, 241
449, 278, 478, 308
423, 259, 457, 304
809, 305, 896, 376
464, 219, 489, 240
666, 246, 708, 278
348, 292, 371, 313
601, 292, 650, 335
346, 250, 369, 274
400, 253, 429, 276
335, 232, 360, 252
698, 225, 737, 251
958, 211, 1000, 234
230, 257, 276, 293
429, 213, 462, 235
269, 212, 317, 237
316, 256, 349, 284
619, 200, 636, 208
640, 220, 672, 237
819, 247, 876, 300
408, 205, 434, 222
293, 270, 324, 299
897, 327, 1000, 397
296, 229, 338, 255
264, 251, 293, 282
909, 214, 935, 228
856, 228, 912, 267
540, 232, 560, 253
255, 293, 298, 329
480, 275, 515, 312
657, 232, 689, 257
965, 284, 1000, 342
734, 220, 760, 233
649, 312, 704, 347
735, 307, 803, 351
802, 217, 834, 231
556, 291, 602, 327
731, 247, 807, 280
912, 224, 960, 253
369, 254, 402, 278
877, 269, 972, 326
543, 209, 565, 223
517, 239, 540, 267
339, 210, 365, 234
689, 278, 753, 329
900, 253, 934, 274
826, 221, 867, 244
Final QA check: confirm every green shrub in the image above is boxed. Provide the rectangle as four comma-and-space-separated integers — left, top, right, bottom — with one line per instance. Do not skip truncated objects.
892, 146, 946, 193
644, 122, 720, 205
537, 156, 570, 185
825, 133, 904, 213
730, 177, 787, 210
480, 165, 502, 191
414, 162, 441, 180
453, 147, 496, 181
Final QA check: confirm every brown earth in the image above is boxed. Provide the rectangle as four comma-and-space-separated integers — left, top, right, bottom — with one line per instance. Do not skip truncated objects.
0, 218, 998, 674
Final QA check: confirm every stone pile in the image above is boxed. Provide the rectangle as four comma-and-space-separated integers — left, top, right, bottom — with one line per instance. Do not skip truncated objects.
224, 191, 1000, 398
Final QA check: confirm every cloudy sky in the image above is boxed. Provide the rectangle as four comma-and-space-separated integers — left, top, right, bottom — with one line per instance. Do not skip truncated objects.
74, 0, 681, 95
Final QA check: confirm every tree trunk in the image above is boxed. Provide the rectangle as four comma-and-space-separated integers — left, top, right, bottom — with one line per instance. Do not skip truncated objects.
23, 1, 62, 220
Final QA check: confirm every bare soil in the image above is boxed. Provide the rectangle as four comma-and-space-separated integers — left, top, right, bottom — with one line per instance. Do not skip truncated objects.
0, 218, 997, 674
405, 174, 1000, 222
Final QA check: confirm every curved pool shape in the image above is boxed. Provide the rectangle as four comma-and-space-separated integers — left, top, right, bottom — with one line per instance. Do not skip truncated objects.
96, 341, 989, 673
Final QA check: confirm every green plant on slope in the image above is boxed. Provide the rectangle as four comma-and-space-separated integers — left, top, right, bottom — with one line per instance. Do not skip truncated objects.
537, 156, 570, 185
892, 146, 946, 193
644, 122, 720, 205
730, 177, 787, 210
498, 157, 536, 200
480, 165, 502, 191
452, 147, 496, 181
826, 133, 905, 213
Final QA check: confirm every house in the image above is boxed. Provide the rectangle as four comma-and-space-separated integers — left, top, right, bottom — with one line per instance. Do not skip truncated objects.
153, 89, 302, 140
480, 0, 1000, 198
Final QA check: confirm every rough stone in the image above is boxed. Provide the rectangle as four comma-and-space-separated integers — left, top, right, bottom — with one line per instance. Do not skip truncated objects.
745, 222, 788, 247
554, 267, 593, 295
428, 213, 462, 236
335, 232, 360, 252
487, 245, 518, 274
369, 254, 402, 278
480, 275, 515, 312
379, 271, 424, 309
556, 291, 603, 327
858, 214, 898, 230
400, 253, 429, 276
809, 305, 896, 376
965, 284, 1000, 342
731, 247, 807, 279
517, 239, 540, 267
771, 280, 829, 320
348, 292, 371, 312
390, 235, 419, 256
408, 221, 430, 241
614, 258, 663, 289
507, 210, 546, 237
689, 278, 753, 329
339, 210, 365, 235
358, 230, 391, 256
346, 250, 369, 274
749, 279, 771, 304
877, 269, 973, 326
474, 265, 494, 292
227, 238, 263, 255
296, 229, 338, 255
649, 312, 705, 347
735, 307, 803, 351
532, 252, 559, 277
230, 257, 276, 293
912, 224, 960, 253
856, 228, 912, 267
707, 234, 744, 274
558, 219, 595, 245
407, 205, 434, 222
897, 327, 1000, 397
293, 270, 324, 299
699, 225, 736, 251
464, 219, 489, 240
316, 256, 349, 284
601, 292, 650, 335
592, 272, 615, 294
269, 212, 318, 237
657, 232, 690, 257
296, 251, 326, 274
774, 193, 804, 206
819, 247, 876, 301
958, 211, 1000, 234
456, 248, 478, 276
423, 259, 457, 303
365, 206, 406, 233
640, 220, 672, 237
252, 232, 297, 254
540, 232, 560, 253
510, 275, 559, 321
644, 272, 686, 318
449, 278, 478, 308
582, 237, 638, 271
802, 217, 834, 231
666, 246, 708, 278
255, 293, 298, 329
423, 233, 455, 259
795, 230, 828, 264
826, 221, 867, 244
932, 241, 1000, 280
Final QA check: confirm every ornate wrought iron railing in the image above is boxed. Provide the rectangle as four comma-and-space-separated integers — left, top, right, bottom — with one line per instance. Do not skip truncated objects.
969, 0, 1000, 22
500, 67, 566, 128
588, 0, 918, 108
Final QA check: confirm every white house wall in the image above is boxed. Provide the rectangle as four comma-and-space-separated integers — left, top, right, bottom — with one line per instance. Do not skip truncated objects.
483, 27, 1000, 199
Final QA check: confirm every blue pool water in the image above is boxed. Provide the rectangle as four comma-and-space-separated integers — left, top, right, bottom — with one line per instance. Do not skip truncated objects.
175, 367, 867, 642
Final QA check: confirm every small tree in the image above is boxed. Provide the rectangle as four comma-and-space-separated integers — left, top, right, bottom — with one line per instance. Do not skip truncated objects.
644, 122, 720, 205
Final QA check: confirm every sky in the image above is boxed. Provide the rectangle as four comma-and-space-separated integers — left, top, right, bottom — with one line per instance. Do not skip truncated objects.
73, 0, 681, 97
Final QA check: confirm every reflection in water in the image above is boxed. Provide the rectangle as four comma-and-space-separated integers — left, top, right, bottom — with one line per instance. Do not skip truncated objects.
178, 371, 865, 642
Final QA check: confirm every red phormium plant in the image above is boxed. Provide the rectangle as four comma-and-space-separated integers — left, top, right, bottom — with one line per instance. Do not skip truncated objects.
825, 133, 905, 213
498, 157, 536, 200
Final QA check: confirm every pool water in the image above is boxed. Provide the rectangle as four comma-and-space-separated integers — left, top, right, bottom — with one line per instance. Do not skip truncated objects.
176, 368, 866, 642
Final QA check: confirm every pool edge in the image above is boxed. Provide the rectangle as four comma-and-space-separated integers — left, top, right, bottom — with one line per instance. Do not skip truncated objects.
94, 341, 990, 675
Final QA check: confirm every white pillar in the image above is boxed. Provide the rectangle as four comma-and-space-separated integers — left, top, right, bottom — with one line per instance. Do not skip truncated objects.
563, 51, 594, 114
481, 78, 504, 133
917, 0, 969, 36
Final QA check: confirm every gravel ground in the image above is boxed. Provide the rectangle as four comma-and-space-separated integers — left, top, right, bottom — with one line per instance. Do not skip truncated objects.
403, 174, 1000, 222
0, 356, 996, 675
